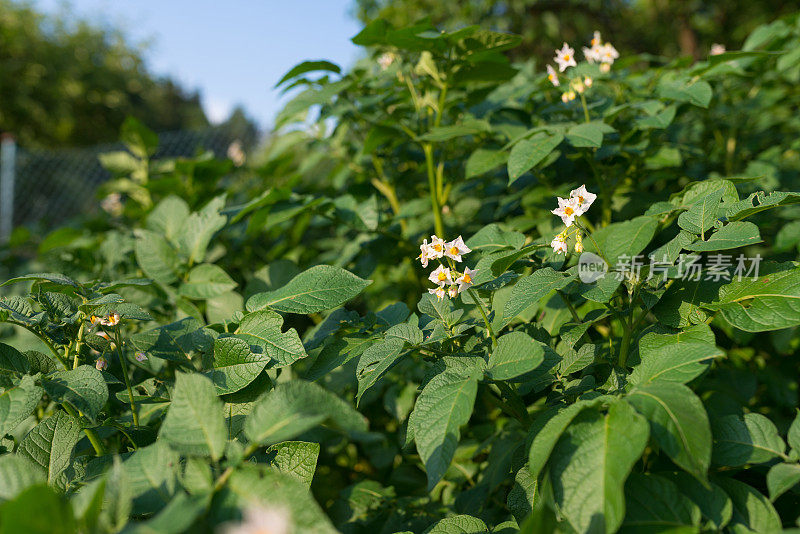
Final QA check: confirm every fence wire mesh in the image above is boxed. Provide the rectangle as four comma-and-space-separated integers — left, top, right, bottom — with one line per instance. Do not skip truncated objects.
5, 127, 257, 232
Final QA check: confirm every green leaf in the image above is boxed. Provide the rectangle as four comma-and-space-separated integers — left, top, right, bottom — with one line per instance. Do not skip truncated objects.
18, 411, 81, 485
622, 473, 702, 531
658, 79, 713, 108
355, 338, 405, 406
121, 492, 210, 534
527, 397, 610, 480
507, 133, 563, 184
0, 376, 42, 436
716, 477, 781, 534
246, 265, 371, 314
409, 365, 480, 490
422, 515, 488, 533
766, 463, 800, 501
678, 188, 725, 235
0, 455, 46, 501
265, 441, 320, 487
130, 317, 207, 363
465, 224, 525, 252
502, 268, 573, 325
630, 342, 723, 385
0, 272, 79, 289
205, 337, 270, 395
224, 464, 339, 533
134, 230, 179, 285
712, 413, 786, 466
179, 264, 237, 300
146, 195, 190, 241
684, 222, 762, 251
486, 331, 545, 380
665, 472, 733, 530
566, 121, 613, 148
159, 373, 227, 460
788, 409, 800, 453
234, 309, 307, 368
465, 148, 508, 179
121, 441, 179, 514
627, 382, 712, 483
0, 484, 76, 534
244, 380, 368, 446
175, 196, 227, 265
725, 190, 800, 221
708, 266, 800, 332
0, 342, 30, 374
548, 401, 649, 533
42, 366, 109, 423
635, 104, 677, 130
275, 60, 341, 87
587, 216, 659, 269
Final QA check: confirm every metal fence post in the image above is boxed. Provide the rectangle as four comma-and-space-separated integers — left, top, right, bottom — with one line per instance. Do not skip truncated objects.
0, 134, 16, 244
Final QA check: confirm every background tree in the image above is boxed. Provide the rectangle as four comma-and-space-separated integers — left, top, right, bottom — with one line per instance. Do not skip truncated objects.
0, 0, 209, 147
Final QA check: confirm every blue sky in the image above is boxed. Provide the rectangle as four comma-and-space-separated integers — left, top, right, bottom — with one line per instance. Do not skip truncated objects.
33, 0, 363, 128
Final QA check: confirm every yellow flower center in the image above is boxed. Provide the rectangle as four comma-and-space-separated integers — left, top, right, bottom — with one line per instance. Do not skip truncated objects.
548, 74, 555, 81
578, 196, 584, 204
564, 54, 571, 61
449, 246, 459, 255
565, 206, 574, 216
462, 273, 471, 283
433, 243, 442, 251
438, 271, 447, 281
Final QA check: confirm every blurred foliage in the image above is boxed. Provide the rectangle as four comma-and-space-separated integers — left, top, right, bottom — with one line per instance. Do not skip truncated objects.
354, 0, 797, 60
0, 0, 210, 147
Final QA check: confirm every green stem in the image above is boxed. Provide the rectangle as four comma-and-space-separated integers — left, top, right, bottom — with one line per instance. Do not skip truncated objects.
468, 287, 497, 347
213, 442, 261, 493
618, 317, 632, 368
423, 144, 444, 237
558, 290, 581, 322
579, 92, 591, 123
113, 328, 139, 427
62, 404, 105, 456
72, 320, 86, 369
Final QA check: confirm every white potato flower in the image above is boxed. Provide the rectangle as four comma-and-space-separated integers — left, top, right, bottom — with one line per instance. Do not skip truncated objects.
100, 312, 121, 327
546, 64, 560, 87
447, 284, 459, 298
574, 232, 584, 253
572, 79, 585, 94
222, 504, 290, 534
599, 43, 619, 64
428, 265, 452, 287
551, 234, 568, 255
428, 235, 445, 259
95, 357, 108, 371
428, 286, 446, 301
710, 43, 726, 56
444, 235, 471, 262
554, 43, 577, 72
583, 44, 603, 63
551, 197, 580, 226
227, 140, 246, 167
569, 185, 597, 215
455, 267, 477, 293
418, 238, 431, 267
584, 76, 593, 88
591, 31, 602, 47
600, 63, 611, 73
378, 52, 396, 70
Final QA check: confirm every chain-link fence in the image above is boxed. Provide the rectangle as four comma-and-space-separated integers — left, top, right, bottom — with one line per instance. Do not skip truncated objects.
0, 127, 258, 241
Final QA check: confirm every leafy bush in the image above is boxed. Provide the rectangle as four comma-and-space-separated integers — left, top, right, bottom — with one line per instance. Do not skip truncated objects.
2, 12, 800, 534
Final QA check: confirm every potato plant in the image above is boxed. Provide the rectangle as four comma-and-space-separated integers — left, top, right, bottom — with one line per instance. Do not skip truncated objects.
2, 12, 800, 534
